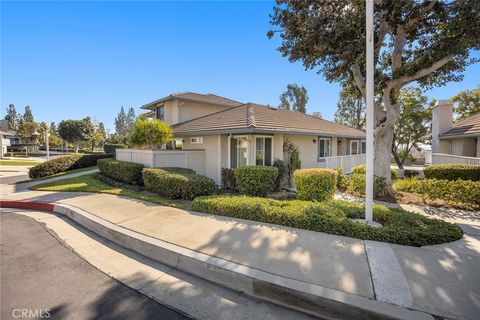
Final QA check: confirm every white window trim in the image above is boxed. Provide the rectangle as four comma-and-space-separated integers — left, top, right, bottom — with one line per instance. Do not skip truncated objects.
254, 136, 273, 166
190, 137, 203, 144
234, 136, 249, 167
350, 140, 360, 155
318, 137, 332, 158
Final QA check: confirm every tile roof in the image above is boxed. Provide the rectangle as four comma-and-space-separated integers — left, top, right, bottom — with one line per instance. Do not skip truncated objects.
440, 112, 480, 138
172, 103, 365, 137
141, 92, 243, 109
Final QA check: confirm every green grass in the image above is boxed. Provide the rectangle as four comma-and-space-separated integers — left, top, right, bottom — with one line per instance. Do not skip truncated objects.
192, 195, 463, 247
15, 165, 99, 184
0, 169, 20, 172
31, 173, 184, 208
0, 160, 41, 166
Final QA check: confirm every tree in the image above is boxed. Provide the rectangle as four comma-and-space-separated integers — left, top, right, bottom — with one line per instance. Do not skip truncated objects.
391, 87, 431, 169
335, 82, 365, 129
451, 86, 480, 120
17, 121, 38, 154
126, 107, 136, 132
4, 104, 20, 129
49, 122, 57, 135
130, 116, 172, 149
279, 84, 308, 113
82, 117, 97, 151
23, 105, 34, 122
114, 106, 128, 137
58, 120, 93, 153
269, 0, 480, 187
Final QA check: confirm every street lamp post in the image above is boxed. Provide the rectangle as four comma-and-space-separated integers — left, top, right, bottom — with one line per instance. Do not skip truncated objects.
45, 124, 50, 160
365, 0, 374, 223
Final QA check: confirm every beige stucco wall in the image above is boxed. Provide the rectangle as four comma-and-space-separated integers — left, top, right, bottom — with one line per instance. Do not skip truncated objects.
178, 102, 229, 123
337, 137, 348, 156
163, 100, 179, 125
183, 134, 222, 184
451, 138, 463, 156
477, 138, 480, 157
272, 134, 284, 161
284, 134, 318, 168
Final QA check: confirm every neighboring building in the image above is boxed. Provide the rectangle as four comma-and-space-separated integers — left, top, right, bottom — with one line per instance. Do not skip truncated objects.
0, 120, 16, 158
119, 92, 366, 184
431, 100, 480, 158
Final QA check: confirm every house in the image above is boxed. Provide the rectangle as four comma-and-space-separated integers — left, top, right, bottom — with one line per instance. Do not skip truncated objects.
118, 92, 366, 184
0, 120, 16, 158
431, 100, 480, 161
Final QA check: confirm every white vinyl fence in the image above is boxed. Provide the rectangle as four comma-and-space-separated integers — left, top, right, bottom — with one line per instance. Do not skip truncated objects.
317, 154, 366, 173
431, 153, 480, 166
116, 149, 206, 175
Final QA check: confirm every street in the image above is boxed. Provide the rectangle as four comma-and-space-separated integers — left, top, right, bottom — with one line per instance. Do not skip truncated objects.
0, 209, 190, 320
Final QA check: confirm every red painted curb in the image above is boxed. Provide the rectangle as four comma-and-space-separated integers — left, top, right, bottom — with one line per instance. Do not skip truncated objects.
0, 200, 54, 212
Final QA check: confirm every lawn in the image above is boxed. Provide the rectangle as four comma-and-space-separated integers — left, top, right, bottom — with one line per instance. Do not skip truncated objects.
31, 173, 185, 209
0, 160, 41, 166
16, 165, 99, 184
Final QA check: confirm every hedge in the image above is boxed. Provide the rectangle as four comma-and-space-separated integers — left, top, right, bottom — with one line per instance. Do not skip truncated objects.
143, 167, 216, 200
352, 164, 398, 180
423, 164, 480, 181
29, 154, 112, 178
234, 166, 278, 197
347, 173, 387, 197
294, 168, 337, 201
98, 158, 144, 185
104, 144, 127, 154
394, 177, 480, 209
192, 196, 462, 247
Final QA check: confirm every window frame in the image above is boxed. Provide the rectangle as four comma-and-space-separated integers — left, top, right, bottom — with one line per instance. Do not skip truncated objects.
156, 105, 165, 121
190, 137, 203, 144
255, 136, 273, 166
350, 140, 360, 155
318, 137, 332, 158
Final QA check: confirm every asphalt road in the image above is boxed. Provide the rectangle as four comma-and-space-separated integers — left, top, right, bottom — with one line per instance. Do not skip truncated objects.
0, 210, 191, 320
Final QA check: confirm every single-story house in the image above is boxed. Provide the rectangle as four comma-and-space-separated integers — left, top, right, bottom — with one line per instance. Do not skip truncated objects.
118, 92, 366, 184
0, 120, 16, 158
431, 100, 480, 159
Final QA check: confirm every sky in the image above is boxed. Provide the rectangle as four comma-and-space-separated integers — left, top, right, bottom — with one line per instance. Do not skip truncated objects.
2, 1, 479, 132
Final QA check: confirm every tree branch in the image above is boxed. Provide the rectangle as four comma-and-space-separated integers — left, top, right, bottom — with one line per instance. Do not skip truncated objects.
386, 55, 454, 89
350, 63, 366, 98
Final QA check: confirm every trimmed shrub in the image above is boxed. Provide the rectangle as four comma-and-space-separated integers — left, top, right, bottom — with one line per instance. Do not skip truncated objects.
394, 177, 480, 209
104, 144, 127, 154
234, 166, 278, 197
424, 164, 480, 181
273, 159, 288, 191
192, 196, 462, 247
143, 167, 216, 200
294, 168, 338, 201
98, 158, 144, 185
348, 173, 387, 197
352, 164, 397, 180
334, 168, 348, 192
29, 154, 112, 178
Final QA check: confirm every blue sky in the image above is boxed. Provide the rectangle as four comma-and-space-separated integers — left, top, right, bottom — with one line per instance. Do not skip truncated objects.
2, 1, 479, 131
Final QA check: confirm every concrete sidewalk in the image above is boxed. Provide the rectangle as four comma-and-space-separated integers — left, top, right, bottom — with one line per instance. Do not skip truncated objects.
2, 190, 480, 320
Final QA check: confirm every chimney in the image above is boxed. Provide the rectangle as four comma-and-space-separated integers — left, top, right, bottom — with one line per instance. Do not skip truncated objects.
432, 99, 453, 153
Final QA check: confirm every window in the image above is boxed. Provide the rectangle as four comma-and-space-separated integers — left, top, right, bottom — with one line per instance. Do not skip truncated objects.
168, 139, 183, 150
350, 140, 359, 155
230, 137, 248, 168
255, 137, 272, 165
190, 137, 203, 144
361, 141, 366, 154
156, 105, 165, 121
318, 137, 331, 158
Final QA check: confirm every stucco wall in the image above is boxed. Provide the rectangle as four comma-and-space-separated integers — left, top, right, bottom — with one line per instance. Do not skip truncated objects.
163, 100, 179, 125
451, 138, 463, 156
284, 134, 318, 168
183, 134, 222, 184
462, 138, 476, 157
178, 102, 229, 123
477, 138, 480, 157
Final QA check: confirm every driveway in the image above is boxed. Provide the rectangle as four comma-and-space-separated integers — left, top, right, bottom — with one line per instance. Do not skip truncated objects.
0, 210, 190, 320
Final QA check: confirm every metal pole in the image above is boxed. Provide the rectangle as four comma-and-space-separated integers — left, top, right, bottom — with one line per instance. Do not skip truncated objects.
365, 0, 374, 222
46, 125, 50, 161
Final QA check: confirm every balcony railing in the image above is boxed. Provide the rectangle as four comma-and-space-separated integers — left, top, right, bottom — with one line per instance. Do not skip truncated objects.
431, 153, 480, 166
317, 154, 366, 173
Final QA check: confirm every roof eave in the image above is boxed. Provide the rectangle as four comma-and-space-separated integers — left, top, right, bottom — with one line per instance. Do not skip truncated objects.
173, 127, 365, 138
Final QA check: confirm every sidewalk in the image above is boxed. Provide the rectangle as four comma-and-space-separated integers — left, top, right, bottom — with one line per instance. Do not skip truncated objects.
2, 190, 479, 320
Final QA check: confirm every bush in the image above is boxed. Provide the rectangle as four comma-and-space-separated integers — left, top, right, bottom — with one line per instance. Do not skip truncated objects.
29, 154, 112, 178
294, 168, 338, 201
424, 164, 480, 181
334, 168, 348, 192
394, 177, 480, 209
348, 173, 387, 197
143, 167, 216, 200
221, 168, 236, 190
273, 159, 288, 191
352, 164, 397, 180
104, 144, 126, 154
192, 196, 462, 247
98, 158, 144, 185
234, 166, 278, 197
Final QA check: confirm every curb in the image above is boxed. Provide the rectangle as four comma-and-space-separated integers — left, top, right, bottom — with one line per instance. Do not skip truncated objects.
1, 200, 434, 320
